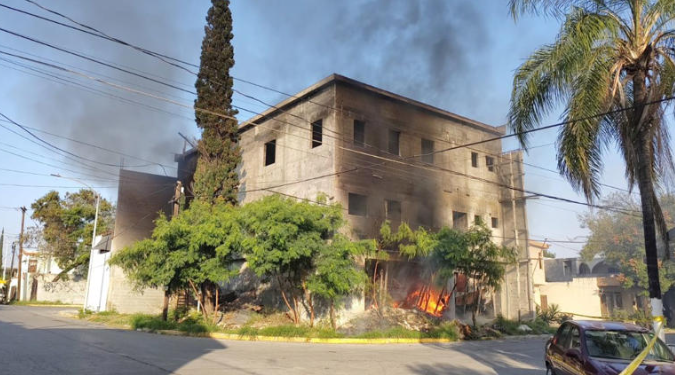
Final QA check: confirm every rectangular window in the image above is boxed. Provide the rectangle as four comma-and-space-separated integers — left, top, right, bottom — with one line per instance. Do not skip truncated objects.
418, 207, 433, 228
471, 152, 478, 168
421, 139, 434, 163
474, 215, 481, 225
264, 140, 276, 166
485, 156, 495, 172
353, 120, 365, 147
311, 120, 323, 148
452, 211, 467, 230
385, 200, 401, 223
348, 193, 368, 216
388, 130, 400, 156
491, 217, 498, 229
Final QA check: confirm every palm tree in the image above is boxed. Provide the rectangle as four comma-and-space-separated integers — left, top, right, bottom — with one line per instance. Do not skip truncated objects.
508, 0, 675, 334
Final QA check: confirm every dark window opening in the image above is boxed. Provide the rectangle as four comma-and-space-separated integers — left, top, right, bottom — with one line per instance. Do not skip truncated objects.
486, 156, 495, 172
474, 215, 481, 225
311, 120, 323, 148
452, 211, 467, 230
385, 199, 401, 223
421, 139, 434, 163
388, 130, 400, 156
418, 207, 433, 228
471, 152, 478, 168
353, 120, 365, 147
348, 193, 368, 216
491, 217, 498, 229
264, 140, 276, 166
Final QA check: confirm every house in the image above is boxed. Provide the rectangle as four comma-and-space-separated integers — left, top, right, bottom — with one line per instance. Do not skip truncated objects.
176, 74, 533, 320
530, 240, 645, 319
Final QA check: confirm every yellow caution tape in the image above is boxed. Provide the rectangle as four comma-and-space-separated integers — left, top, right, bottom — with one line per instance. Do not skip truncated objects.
618, 316, 665, 375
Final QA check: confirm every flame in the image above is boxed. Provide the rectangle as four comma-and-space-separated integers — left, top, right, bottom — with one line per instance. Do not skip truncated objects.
395, 285, 449, 317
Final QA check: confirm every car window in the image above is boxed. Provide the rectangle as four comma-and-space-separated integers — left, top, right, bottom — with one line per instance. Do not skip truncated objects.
584, 330, 674, 362
556, 324, 573, 348
570, 327, 581, 350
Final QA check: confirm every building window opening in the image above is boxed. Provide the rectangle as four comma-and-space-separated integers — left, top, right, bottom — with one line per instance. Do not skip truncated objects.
485, 156, 495, 172
418, 207, 433, 228
311, 120, 323, 148
353, 120, 365, 147
385, 199, 401, 223
474, 215, 481, 225
264, 140, 276, 166
452, 211, 467, 230
491, 217, 498, 228
471, 152, 478, 168
388, 130, 400, 156
348, 193, 368, 216
421, 139, 434, 163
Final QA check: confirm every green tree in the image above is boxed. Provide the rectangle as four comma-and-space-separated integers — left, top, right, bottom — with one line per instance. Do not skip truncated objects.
30, 190, 114, 279
580, 192, 675, 295
192, 0, 240, 205
109, 201, 241, 321
543, 249, 556, 259
239, 195, 345, 326
509, 0, 675, 327
432, 222, 517, 327
307, 235, 371, 329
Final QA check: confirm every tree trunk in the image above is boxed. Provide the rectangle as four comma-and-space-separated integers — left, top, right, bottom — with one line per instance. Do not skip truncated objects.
201, 281, 216, 320
162, 290, 170, 321
330, 302, 336, 330
633, 68, 665, 340
302, 281, 314, 327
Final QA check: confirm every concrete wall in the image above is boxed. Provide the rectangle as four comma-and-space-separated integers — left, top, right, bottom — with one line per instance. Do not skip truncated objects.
106, 170, 176, 314
33, 274, 86, 304
538, 278, 603, 319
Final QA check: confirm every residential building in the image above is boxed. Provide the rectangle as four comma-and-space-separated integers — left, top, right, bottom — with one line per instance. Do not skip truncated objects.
531, 242, 645, 319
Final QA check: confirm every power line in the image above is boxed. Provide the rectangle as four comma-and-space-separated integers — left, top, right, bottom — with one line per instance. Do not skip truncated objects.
1, 3, 659, 213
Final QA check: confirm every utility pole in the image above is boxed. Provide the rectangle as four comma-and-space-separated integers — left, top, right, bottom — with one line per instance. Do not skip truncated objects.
6, 242, 16, 303
16, 207, 26, 302
161, 180, 183, 321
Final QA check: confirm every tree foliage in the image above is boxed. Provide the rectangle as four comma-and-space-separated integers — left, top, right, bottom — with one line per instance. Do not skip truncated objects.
192, 0, 240, 205
508, 0, 675, 301
580, 192, 675, 295
109, 201, 242, 320
30, 190, 114, 278
239, 195, 369, 326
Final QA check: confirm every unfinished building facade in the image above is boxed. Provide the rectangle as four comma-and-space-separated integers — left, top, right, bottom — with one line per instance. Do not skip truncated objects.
230, 74, 532, 320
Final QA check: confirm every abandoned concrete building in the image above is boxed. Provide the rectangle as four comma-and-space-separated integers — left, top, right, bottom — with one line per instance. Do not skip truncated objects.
175, 74, 533, 321
107, 74, 533, 320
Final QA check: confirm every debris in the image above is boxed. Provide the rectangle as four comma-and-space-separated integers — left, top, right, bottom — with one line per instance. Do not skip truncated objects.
517, 324, 533, 332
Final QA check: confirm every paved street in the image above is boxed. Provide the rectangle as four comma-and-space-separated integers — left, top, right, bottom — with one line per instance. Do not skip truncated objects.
0, 306, 549, 375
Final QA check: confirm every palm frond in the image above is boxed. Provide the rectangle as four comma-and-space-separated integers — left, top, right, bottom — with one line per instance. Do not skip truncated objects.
509, 7, 618, 147
557, 49, 615, 200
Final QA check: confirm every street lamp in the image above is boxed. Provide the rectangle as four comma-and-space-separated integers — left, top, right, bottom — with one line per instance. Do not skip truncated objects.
50, 174, 100, 310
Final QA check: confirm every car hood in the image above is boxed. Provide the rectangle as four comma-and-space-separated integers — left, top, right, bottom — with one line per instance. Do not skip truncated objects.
591, 358, 675, 374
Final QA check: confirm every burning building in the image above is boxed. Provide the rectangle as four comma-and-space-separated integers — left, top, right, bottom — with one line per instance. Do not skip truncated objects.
176, 74, 534, 321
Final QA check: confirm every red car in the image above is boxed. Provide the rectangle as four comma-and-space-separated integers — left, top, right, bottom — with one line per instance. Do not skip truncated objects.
545, 320, 675, 374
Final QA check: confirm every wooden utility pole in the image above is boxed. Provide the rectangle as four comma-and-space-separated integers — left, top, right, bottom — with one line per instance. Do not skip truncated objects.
162, 181, 182, 321
16, 207, 26, 302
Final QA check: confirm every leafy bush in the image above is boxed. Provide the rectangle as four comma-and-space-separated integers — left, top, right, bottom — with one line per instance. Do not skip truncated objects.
494, 314, 555, 335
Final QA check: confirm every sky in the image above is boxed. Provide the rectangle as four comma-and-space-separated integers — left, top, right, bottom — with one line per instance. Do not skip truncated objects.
0, 0, 648, 266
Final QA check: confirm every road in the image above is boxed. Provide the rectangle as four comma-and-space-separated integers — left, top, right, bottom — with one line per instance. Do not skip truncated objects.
0, 305, 552, 374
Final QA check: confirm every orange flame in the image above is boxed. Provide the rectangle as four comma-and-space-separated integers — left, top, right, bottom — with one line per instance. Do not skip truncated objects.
395, 285, 449, 317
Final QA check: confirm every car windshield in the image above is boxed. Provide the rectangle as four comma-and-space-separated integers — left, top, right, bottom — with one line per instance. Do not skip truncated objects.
585, 330, 674, 362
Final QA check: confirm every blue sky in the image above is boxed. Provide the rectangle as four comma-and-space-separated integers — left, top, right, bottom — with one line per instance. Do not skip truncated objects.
0, 0, 644, 265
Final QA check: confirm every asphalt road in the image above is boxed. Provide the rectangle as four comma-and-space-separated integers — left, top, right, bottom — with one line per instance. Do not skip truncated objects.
0, 305, 553, 374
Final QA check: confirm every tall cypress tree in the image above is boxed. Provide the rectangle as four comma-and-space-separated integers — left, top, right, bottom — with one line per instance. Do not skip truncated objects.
192, 0, 240, 205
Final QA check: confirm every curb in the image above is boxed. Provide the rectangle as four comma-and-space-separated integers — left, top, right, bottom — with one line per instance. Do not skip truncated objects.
154, 329, 456, 344
19, 304, 81, 308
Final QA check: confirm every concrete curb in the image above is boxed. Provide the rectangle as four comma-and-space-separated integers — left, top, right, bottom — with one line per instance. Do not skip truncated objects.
20, 304, 81, 308
154, 329, 457, 344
